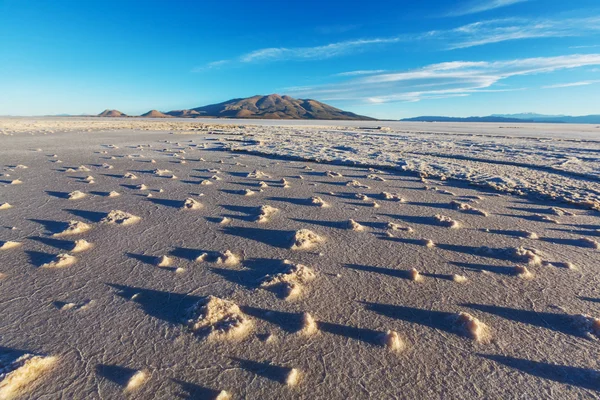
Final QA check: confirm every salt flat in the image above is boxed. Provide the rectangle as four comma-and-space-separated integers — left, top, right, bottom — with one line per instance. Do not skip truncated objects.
1, 118, 600, 399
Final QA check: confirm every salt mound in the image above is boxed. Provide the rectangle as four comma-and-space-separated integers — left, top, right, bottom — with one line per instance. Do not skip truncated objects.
346, 219, 365, 231
355, 193, 369, 201
367, 174, 386, 181
573, 314, 600, 338
408, 268, 422, 282
124, 370, 147, 393
255, 205, 279, 223
261, 261, 316, 300
182, 198, 203, 210
101, 210, 140, 225
258, 181, 268, 188
578, 237, 599, 249
387, 222, 413, 232
324, 171, 342, 178
186, 296, 252, 340
290, 229, 324, 250
200, 180, 213, 185
155, 255, 172, 267
219, 217, 231, 225
285, 368, 300, 387
41, 253, 76, 268
534, 214, 560, 224
299, 312, 318, 336
0, 203, 12, 210
452, 274, 468, 283
434, 214, 460, 228
381, 192, 405, 202
71, 239, 93, 253
108, 191, 120, 197
153, 169, 172, 176
508, 246, 543, 266
346, 180, 370, 189
310, 196, 329, 207
421, 239, 435, 248
0, 354, 57, 400
216, 250, 241, 266
379, 330, 405, 352
123, 172, 138, 179
247, 170, 270, 179
216, 390, 231, 400
514, 265, 533, 279
52, 220, 91, 237
452, 312, 491, 343
135, 184, 148, 190
9, 179, 22, 185
0, 241, 21, 251
516, 230, 539, 239
242, 189, 255, 196
450, 201, 488, 216
67, 190, 86, 200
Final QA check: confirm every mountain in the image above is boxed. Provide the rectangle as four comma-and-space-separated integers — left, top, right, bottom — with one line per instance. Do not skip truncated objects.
98, 109, 127, 117
140, 110, 171, 118
167, 94, 374, 120
401, 114, 600, 124
400, 116, 533, 123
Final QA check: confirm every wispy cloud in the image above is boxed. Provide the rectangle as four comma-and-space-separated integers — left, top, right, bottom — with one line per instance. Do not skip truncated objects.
286, 54, 600, 103
333, 70, 387, 77
542, 79, 600, 89
191, 60, 229, 73
448, 0, 529, 17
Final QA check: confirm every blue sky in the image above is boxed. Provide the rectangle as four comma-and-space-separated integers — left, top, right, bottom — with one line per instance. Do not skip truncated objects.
1, 0, 599, 118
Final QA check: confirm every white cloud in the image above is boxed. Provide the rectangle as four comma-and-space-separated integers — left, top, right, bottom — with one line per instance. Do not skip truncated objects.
448, 0, 529, 17
333, 70, 387, 77
542, 80, 600, 89
286, 54, 600, 103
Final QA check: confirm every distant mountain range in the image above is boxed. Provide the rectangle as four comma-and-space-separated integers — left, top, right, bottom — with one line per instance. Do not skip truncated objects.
401, 113, 600, 124
96, 94, 373, 120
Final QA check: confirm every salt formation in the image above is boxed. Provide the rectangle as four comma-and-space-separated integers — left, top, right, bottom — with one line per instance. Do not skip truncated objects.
299, 312, 318, 336
346, 219, 365, 231
247, 170, 270, 179
108, 191, 120, 197
0, 354, 57, 400
434, 214, 461, 228
0, 203, 13, 210
0, 241, 21, 251
242, 189, 255, 196
155, 255, 172, 267
216, 250, 241, 266
67, 190, 86, 200
53, 220, 91, 236
578, 237, 599, 249
346, 180, 370, 189
290, 229, 324, 250
573, 314, 600, 338
452, 312, 491, 343
452, 274, 468, 283
516, 230, 539, 239
123, 172, 138, 179
514, 265, 533, 279
408, 268, 422, 282
41, 253, 76, 268
310, 196, 329, 207
379, 330, 405, 352
381, 192, 405, 202
186, 296, 252, 340
421, 239, 435, 248
101, 210, 140, 225
261, 261, 316, 300
124, 370, 147, 393
285, 369, 300, 387
71, 239, 93, 253
324, 171, 342, 178
450, 201, 488, 216
255, 205, 279, 223
182, 198, 202, 210
200, 179, 213, 185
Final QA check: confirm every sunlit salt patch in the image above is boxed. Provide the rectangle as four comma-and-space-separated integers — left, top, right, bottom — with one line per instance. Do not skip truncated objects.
345, 219, 365, 231
514, 265, 533, 279
41, 253, 76, 268
153, 169, 172, 176
367, 174, 386, 181
346, 180, 370, 189
379, 330, 405, 352
408, 268, 422, 282
258, 181, 269, 188
572, 314, 600, 339
515, 230, 539, 239
261, 261, 316, 300
387, 222, 413, 232
71, 239, 93, 253
8, 179, 22, 185
14, 165, 28, 169
309, 196, 329, 207
77, 165, 90, 172
186, 296, 252, 340
451, 312, 491, 343
124, 370, 147, 393
578, 237, 599, 249
154, 255, 172, 267
549, 207, 575, 216
285, 368, 301, 387
355, 193, 369, 201
210, 175, 222, 181
53, 220, 91, 237
200, 179, 213, 185
298, 312, 318, 336
420, 239, 435, 248
381, 192, 405, 202
83, 176, 94, 183
241, 189, 255, 196
434, 214, 461, 228
452, 274, 468, 283
135, 184, 148, 190
108, 191, 120, 197
123, 172, 138, 180
247, 170, 270, 179
449, 201, 488, 216
324, 170, 342, 178
219, 217, 231, 225
182, 198, 203, 210
67, 190, 86, 200
101, 163, 113, 169
0, 241, 21, 251
0, 203, 13, 210
0, 354, 57, 400
216, 250, 241, 266
290, 229, 324, 250
255, 205, 279, 223
101, 210, 140, 225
